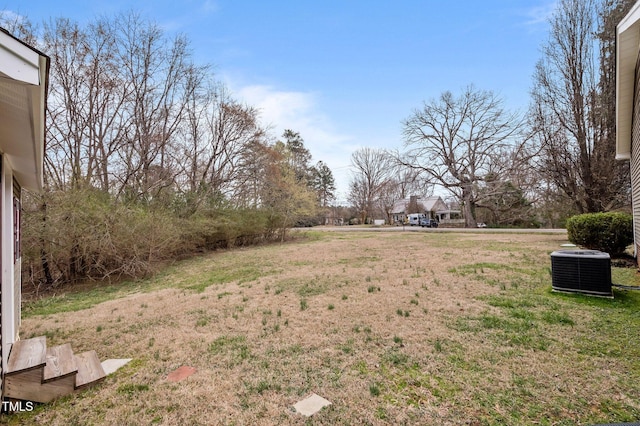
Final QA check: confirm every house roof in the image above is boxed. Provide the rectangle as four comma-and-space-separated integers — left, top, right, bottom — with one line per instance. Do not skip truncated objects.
0, 28, 49, 191
616, 2, 640, 161
420, 196, 441, 211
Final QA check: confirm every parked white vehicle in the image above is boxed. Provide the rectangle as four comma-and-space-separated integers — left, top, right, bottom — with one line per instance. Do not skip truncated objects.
407, 213, 426, 226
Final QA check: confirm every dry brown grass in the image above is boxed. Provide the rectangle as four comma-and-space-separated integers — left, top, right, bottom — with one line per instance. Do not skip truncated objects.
7, 231, 640, 425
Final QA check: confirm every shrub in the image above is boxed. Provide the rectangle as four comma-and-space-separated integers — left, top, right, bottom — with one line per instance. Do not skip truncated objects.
21, 189, 280, 289
565, 212, 633, 255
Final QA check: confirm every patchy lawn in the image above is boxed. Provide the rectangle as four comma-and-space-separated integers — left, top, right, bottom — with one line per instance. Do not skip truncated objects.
7, 231, 640, 425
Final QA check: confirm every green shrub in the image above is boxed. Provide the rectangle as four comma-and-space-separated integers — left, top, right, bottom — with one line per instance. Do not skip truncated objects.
21, 189, 280, 288
565, 212, 633, 255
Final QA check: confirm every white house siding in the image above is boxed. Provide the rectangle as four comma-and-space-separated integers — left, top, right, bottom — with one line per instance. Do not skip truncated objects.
1, 154, 17, 375
632, 57, 640, 261
13, 179, 20, 340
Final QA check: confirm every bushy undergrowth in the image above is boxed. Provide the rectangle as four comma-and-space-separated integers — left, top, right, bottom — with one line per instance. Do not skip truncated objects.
21, 189, 282, 290
565, 212, 633, 255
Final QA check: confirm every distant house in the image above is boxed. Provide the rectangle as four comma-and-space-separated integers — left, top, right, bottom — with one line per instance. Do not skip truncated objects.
616, 4, 640, 262
391, 195, 456, 224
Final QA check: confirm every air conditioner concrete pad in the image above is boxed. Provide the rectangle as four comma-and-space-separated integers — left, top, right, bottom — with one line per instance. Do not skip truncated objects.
293, 393, 331, 416
101, 358, 132, 375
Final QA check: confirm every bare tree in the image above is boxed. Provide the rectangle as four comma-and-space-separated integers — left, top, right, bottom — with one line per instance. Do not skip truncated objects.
530, 0, 631, 214
43, 18, 96, 189
402, 86, 524, 227
0, 11, 39, 45
207, 100, 263, 202
40, 17, 135, 191
112, 12, 203, 202
40, 12, 207, 201
180, 82, 265, 212
348, 147, 395, 223
348, 176, 370, 224
394, 166, 431, 200
234, 140, 273, 209
376, 179, 403, 225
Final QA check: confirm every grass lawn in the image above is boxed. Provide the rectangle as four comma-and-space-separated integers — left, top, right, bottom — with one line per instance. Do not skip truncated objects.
6, 231, 640, 425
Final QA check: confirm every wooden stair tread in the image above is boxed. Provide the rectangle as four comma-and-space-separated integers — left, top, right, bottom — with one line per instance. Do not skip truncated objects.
6, 336, 47, 375
44, 343, 78, 382
74, 351, 106, 389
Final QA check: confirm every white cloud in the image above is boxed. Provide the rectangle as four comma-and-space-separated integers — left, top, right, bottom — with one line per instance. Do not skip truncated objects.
201, 0, 218, 15
522, 2, 557, 27
234, 84, 356, 202
157, 1, 219, 33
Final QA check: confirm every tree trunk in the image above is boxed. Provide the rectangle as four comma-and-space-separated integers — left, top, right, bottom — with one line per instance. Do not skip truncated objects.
462, 184, 476, 228
39, 200, 54, 288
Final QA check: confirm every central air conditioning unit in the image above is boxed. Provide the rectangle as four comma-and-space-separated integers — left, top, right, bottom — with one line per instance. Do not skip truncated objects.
550, 249, 612, 298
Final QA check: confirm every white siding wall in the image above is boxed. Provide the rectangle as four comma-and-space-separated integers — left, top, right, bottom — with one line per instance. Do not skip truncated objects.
1, 154, 17, 375
631, 57, 640, 262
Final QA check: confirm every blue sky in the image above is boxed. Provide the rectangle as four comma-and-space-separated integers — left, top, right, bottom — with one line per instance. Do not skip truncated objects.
1, 0, 555, 202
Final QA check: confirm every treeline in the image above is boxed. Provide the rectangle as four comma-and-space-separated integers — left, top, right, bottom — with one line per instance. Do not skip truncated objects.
347, 0, 634, 228
0, 13, 335, 290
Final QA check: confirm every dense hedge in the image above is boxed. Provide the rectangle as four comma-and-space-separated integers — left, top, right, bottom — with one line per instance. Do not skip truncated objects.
21, 189, 284, 290
565, 212, 633, 255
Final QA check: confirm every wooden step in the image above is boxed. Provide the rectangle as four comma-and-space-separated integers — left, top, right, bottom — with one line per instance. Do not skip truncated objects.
6, 336, 47, 375
3, 337, 48, 401
74, 351, 106, 389
4, 339, 80, 403
3, 337, 107, 403
4, 368, 46, 402
44, 344, 78, 382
